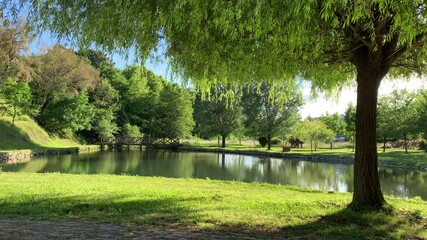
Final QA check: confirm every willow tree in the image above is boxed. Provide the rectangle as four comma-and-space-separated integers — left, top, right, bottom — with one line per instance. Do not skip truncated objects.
8, 1, 427, 210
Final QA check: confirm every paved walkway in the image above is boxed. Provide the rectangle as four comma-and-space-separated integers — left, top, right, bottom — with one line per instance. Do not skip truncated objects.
0, 217, 283, 239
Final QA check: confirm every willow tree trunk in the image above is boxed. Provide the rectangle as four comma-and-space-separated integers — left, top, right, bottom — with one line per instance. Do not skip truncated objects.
221, 135, 226, 148
267, 136, 272, 150
351, 60, 386, 210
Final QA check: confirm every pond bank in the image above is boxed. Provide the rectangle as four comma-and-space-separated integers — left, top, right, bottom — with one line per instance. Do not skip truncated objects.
177, 146, 427, 171
0, 146, 99, 164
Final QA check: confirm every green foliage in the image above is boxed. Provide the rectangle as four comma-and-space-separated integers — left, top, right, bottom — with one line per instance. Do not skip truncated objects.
343, 104, 356, 145
377, 90, 418, 153
193, 85, 244, 147
77, 49, 114, 69
242, 82, 302, 150
38, 92, 95, 135
121, 123, 141, 138
294, 119, 335, 154
0, 78, 32, 126
414, 90, 427, 138
27, 45, 100, 107
258, 137, 268, 147
154, 84, 194, 138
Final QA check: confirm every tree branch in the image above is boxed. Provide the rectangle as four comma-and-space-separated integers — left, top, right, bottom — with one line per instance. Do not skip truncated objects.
384, 33, 425, 64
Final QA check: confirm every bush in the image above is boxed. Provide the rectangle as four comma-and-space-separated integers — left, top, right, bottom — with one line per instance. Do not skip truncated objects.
419, 140, 426, 151
271, 139, 281, 145
258, 137, 268, 147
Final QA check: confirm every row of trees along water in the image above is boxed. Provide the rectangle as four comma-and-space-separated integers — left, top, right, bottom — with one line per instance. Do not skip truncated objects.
2, 19, 427, 154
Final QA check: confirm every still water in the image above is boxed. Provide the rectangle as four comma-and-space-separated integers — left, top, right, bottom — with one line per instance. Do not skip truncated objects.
1, 150, 426, 200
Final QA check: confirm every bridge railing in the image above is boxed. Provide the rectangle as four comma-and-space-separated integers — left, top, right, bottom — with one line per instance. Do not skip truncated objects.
94, 137, 180, 147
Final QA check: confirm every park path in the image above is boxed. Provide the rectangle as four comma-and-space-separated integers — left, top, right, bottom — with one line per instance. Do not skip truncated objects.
0, 217, 283, 240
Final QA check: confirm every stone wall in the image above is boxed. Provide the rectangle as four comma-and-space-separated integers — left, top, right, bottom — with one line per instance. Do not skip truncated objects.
0, 146, 99, 164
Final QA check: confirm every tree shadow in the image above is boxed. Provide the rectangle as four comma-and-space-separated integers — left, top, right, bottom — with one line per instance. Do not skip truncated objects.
0, 193, 205, 226
0, 119, 44, 151
0, 193, 425, 239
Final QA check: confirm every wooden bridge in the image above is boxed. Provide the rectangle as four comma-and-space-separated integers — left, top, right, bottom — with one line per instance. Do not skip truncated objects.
93, 137, 180, 149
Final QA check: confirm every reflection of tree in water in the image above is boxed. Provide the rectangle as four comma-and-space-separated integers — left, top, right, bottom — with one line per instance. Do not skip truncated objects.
379, 168, 427, 200
1, 150, 426, 199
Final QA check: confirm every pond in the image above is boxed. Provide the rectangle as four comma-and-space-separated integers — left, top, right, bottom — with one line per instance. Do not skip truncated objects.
1, 149, 426, 200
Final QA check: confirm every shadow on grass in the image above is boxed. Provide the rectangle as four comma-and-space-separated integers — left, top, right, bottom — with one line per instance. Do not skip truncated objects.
0, 193, 219, 228
0, 193, 425, 239
0, 119, 43, 151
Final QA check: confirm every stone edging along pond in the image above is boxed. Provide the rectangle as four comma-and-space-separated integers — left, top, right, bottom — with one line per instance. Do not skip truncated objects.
177, 146, 427, 172
0, 146, 99, 164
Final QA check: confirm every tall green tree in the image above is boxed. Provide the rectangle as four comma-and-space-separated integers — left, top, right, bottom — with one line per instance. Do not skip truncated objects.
294, 119, 335, 154
319, 113, 345, 150
26, 45, 99, 117
344, 104, 356, 152
39, 92, 95, 135
154, 84, 194, 139
377, 90, 418, 154
242, 83, 301, 150
14, 0, 427, 209
377, 95, 398, 152
0, 78, 32, 126
414, 90, 427, 142
193, 87, 243, 148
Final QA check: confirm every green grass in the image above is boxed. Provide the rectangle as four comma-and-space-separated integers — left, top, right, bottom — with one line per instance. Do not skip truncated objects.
0, 172, 425, 239
0, 116, 79, 152
182, 138, 427, 168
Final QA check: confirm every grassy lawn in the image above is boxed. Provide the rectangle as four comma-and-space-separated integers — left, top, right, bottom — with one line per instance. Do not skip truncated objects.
0, 172, 425, 239
182, 139, 427, 168
0, 117, 79, 152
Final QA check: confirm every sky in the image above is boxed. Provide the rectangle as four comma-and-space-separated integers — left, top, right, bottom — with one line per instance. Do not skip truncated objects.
29, 32, 427, 119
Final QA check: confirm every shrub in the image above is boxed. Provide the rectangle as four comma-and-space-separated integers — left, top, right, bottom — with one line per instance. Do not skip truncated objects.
258, 137, 268, 147
419, 140, 426, 151
271, 139, 281, 145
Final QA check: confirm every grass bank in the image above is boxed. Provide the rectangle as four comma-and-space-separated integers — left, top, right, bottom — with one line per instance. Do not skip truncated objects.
182, 139, 427, 168
0, 172, 425, 239
0, 117, 80, 152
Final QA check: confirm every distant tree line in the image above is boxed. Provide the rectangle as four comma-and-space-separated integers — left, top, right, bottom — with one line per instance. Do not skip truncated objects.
2, 19, 427, 152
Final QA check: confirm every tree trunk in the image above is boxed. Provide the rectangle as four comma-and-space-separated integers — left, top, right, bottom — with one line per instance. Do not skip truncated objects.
404, 134, 408, 154
330, 142, 333, 150
267, 136, 271, 150
351, 63, 385, 210
221, 135, 226, 148
310, 140, 313, 154
383, 137, 386, 153
12, 105, 16, 127
217, 136, 220, 147
352, 140, 355, 152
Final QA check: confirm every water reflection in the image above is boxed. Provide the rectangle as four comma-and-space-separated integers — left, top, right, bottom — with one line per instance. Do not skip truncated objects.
1, 150, 426, 200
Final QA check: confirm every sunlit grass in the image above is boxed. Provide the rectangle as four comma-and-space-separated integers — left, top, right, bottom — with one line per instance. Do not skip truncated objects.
0, 172, 425, 239
0, 116, 80, 152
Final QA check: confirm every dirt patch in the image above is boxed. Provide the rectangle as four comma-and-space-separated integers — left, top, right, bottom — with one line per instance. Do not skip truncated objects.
0, 217, 283, 239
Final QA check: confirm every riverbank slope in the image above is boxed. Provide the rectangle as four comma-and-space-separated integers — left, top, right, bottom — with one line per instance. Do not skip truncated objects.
0, 117, 97, 162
